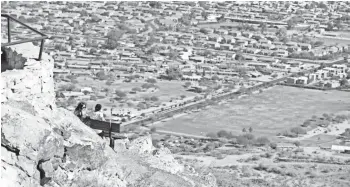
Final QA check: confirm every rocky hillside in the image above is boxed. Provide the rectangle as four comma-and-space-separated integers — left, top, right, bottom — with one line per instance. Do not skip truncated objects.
1, 43, 217, 187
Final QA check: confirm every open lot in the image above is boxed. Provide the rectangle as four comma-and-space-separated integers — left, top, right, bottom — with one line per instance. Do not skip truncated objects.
316, 36, 350, 45
154, 86, 350, 139
57, 76, 199, 116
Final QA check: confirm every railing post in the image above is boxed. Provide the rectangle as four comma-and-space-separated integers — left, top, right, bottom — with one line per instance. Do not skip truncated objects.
38, 39, 45, 61
7, 17, 11, 43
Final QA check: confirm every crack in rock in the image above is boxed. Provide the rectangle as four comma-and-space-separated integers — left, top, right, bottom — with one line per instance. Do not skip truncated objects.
1, 132, 20, 156
37, 159, 52, 186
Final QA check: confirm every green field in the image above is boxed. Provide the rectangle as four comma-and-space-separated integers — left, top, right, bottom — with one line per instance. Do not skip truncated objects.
154, 86, 350, 138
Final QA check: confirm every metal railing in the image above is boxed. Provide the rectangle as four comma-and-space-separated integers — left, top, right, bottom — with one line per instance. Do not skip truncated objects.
1, 14, 48, 61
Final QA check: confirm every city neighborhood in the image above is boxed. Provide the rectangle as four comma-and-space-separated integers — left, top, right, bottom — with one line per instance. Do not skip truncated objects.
2, 1, 350, 187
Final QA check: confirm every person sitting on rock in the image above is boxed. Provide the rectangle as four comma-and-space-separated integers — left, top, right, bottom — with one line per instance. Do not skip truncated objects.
74, 102, 87, 120
89, 104, 105, 121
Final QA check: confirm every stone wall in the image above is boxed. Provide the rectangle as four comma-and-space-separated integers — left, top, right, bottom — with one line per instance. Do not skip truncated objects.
1, 43, 55, 117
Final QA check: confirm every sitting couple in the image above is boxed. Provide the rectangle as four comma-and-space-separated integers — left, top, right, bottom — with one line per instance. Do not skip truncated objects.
74, 102, 105, 121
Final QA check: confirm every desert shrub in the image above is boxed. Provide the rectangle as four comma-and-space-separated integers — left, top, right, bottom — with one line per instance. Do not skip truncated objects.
294, 141, 301, 147
206, 132, 218, 138
204, 142, 216, 151
216, 153, 225, 159
268, 166, 282, 174
286, 171, 296, 177
302, 120, 312, 127
150, 96, 159, 102
270, 143, 277, 149
129, 134, 140, 141
146, 78, 157, 84
242, 133, 255, 140
115, 90, 127, 98
236, 136, 249, 146
255, 137, 270, 146
150, 127, 157, 133
254, 163, 269, 171
261, 152, 272, 158
251, 155, 260, 161
152, 139, 160, 148
290, 127, 307, 136
217, 130, 230, 138
281, 130, 297, 138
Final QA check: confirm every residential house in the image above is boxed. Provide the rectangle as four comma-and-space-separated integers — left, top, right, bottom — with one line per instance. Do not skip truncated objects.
331, 145, 350, 153
204, 41, 220, 49
258, 57, 278, 64
298, 43, 312, 51
220, 44, 234, 51
324, 80, 341, 88
208, 34, 223, 43
189, 56, 206, 63
286, 77, 297, 84
296, 76, 308, 84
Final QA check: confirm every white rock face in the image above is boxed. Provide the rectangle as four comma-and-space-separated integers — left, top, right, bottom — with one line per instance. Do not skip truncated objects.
1, 43, 55, 118
128, 135, 154, 154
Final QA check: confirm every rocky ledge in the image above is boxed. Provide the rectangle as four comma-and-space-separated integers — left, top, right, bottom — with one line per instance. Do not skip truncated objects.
1, 101, 217, 187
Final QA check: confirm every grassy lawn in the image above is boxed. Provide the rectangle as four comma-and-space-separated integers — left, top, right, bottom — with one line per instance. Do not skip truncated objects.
154, 86, 350, 139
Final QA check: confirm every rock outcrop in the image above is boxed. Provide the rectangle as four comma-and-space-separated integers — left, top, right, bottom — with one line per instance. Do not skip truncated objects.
1, 43, 217, 187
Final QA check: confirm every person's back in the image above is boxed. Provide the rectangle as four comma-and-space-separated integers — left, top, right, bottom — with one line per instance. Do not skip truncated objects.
90, 104, 105, 121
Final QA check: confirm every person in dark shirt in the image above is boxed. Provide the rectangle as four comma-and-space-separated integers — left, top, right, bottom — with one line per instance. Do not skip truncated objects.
74, 102, 87, 119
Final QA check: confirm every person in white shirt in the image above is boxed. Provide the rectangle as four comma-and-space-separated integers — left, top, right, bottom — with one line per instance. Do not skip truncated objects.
90, 104, 105, 121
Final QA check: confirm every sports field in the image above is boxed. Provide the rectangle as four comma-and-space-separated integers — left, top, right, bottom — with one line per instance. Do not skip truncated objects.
155, 86, 350, 138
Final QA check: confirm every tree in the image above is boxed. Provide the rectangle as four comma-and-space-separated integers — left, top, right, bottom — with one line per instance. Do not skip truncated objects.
290, 127, 306, 137
326, 22, 334, 31
132, 87, 142, 92
80, 10, 88, 17
96, 70, 108, 80
67, 96, 76, 106
106, 29, 123, 49
212, 75, 220, 81
294, 141, 301, 147
340, 79, 348, 86
287, 19, 296, 30
217, 130, 230, 138
249, 127, 253, 133
115, 90, 127, 98
242, 128, 247, 133
276, 28, 287, 39
255, 137, 270, 146
184, 82, 192, 88
260, 22, 267, 34
150, 96, 159, 102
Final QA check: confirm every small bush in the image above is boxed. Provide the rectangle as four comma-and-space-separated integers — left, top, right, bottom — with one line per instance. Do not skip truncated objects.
217, 130, 230, 138
150, 127, 157, 133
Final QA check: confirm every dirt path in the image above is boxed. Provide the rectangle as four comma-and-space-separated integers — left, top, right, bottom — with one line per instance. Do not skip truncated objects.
156, 130, 208, 139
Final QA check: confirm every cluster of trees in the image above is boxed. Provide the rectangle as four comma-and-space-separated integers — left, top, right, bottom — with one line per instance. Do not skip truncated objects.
160, 67, 182, 80
141, 83, 159, 90
206, 130, 271, 147
237, 23, 256, 32
279, 127, 307, 138
105, 29, 124, 49
288, 51, 344, 61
